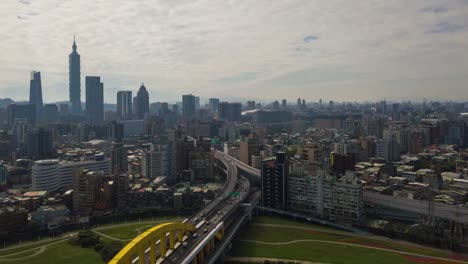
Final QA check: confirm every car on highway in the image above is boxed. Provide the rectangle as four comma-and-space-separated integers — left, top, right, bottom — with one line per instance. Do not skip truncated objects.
203, 228, 208, 233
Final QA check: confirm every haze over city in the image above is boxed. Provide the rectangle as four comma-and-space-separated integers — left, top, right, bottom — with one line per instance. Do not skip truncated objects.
1, 0, 468, 103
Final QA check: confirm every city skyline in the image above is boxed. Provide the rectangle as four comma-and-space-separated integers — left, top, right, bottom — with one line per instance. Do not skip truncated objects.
1, 0, 468, 104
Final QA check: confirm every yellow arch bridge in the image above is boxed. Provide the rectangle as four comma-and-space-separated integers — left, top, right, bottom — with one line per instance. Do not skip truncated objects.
109, 221, 224, 264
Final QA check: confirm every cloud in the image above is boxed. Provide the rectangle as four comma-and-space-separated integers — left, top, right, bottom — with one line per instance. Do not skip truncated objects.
421, 5, 449, 13
18, 0, 33, 5
0, 0, 467, 103
303, 35, 319, 43
426, 21, 465, 34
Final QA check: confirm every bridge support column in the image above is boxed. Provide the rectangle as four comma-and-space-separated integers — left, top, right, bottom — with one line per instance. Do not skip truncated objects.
169, 231, 175, 249
204, 241, 210, 256
197, 249, 204, 263
138, 244, 145, 264
178, 229, 183, 241
150, 238, 156, 264
210, 237, 215, 250
160, 233, 167, 258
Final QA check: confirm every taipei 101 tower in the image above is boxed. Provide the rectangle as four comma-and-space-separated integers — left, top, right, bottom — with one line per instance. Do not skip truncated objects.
69, 36, 81, 114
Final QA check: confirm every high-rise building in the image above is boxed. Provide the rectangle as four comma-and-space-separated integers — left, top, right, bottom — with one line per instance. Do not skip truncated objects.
26, 127, 54, 160
189, 146, 213, 181
172, 104, 179, 115
175, 137, 195, 174
0, 162, 8, 186
272, 100, 280, 110
247, 100, 256, 110
85, 76, 104, 124
218, 102, 242, 122
134, 84, 149, 119
392, 103, 400, 121
7, 104, 36, 127
115, 173, 128, 210
182, 94, 196, 119
117, 91, 132, 119
208, 98, 219, 113
29, 71, 43, 120
59, 104, 69, 116
69, 37, 81, 114
111, 142, 128, 174
239, 134, 260, 166
73, 169, 103, 214
376, 136, 401, 162
281, 99, 287, 108
142, 144, 167, 179
195, 96, 200, 111
162, 143, 176, 180
41, 104, 59, 124
287, 167, 364, 222
161, 102, 169, 115
261, 152, 288, 210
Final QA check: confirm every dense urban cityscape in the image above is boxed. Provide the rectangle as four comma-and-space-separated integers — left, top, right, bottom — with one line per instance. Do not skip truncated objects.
2, 1, 468, 264
0, 37, 468, 263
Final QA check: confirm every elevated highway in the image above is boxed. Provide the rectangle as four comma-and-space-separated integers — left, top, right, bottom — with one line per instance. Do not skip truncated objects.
110, 150, 252, 264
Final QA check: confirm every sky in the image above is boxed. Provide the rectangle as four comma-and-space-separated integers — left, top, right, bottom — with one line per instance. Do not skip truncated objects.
0, 0, 468, 104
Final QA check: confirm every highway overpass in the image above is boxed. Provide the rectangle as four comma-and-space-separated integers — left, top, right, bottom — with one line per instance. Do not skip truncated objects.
110, 150, 255, 264
111, 150, 468, 264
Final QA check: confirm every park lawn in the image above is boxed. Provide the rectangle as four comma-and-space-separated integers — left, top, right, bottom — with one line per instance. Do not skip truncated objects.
0, 240, 104, 264
252, 215, 347, 232
97, 223, 154, 240
236, 225, 347, 242
236, 217, 467, 262
231, 240, 417, 264
0, 239, 70, 257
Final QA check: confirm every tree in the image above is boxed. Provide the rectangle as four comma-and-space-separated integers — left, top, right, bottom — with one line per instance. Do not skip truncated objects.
100, 241, 123, 262
77, 230, 100, 248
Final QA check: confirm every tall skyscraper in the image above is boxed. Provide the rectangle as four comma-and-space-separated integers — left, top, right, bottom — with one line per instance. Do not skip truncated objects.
261, 152, 288, 210
182, 94, 196, 119
134, 84, 149, 119
208, 98, 219, 113
29, 71, 43, 120
218, 102, 242, 122
85, 76, 104, 124
7, 104, 36, 127
117, 91, 132, 119
26, 127, 54, 160
69, 37, 81, 114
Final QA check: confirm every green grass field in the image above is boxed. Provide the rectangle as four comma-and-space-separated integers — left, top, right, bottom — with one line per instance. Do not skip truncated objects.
228, 216, 467, 264
1, 215, 466, 264
0, 218, 184, 264
96, 223, 161, 240
1, 242, 103, 264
